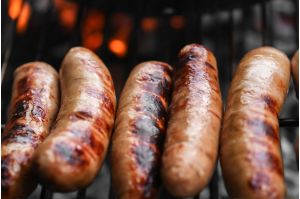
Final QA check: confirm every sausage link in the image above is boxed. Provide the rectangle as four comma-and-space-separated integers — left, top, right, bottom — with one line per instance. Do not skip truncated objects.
111, 61, 173, 199
161, 44, 223, 197
291, 50, 299, 97
2, 62, 59, 199
32, 47, 116, 192
220, 47, 290, 199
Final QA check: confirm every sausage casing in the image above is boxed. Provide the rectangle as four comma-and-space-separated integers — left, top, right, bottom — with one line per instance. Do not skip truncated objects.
220, 47, 290, 199
111, 61, 172, 199
2, 62, 59, 199
32, 47, 116, 192
161, 44, 223, 197
291, 50, 299, 97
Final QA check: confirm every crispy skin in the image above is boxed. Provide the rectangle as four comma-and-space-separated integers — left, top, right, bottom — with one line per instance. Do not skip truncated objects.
161, 44, 223, 197
2, 62, 59, 199
111, 61, 172, 199
32, 47, 116, 192
291, 50, 299, 97
220, 47, 290, 199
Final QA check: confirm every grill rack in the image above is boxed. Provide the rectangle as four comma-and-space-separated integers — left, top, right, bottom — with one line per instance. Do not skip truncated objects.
1, 0, 299, 198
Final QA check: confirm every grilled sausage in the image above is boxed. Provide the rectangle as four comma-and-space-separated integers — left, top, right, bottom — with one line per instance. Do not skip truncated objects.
111, 61, 173, 199
2, 62, 59, 199
32, 47, 116, 192
161, 44, 223, 197
220, 47, 290, 199
291, 50, 299, 97
291, 50, 299, 163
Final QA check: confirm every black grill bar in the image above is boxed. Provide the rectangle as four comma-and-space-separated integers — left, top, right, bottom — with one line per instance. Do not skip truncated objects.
1, 0, 27, 84
35, 0, 55, 61
40, 187, 53, 199
229, 9, 235, 83
76, 189, 86, 199
1, 19, 16, 84
209, 166, 219, 199
279, 118, 299, 127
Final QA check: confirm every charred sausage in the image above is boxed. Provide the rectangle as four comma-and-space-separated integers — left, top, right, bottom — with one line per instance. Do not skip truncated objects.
291, 50, 299, 163
32, 47, 116, 192
220, 47, 290, 199
111, 61, 172, 199
2, 62, 59, 199
161, 44, 223, 197
291, 50, 299, 97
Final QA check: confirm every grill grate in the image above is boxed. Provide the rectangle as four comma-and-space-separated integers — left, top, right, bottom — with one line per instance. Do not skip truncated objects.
1, 0, 299, 198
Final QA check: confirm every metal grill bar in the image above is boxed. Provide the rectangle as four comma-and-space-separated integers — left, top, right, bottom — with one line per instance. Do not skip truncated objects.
261, 0, 268, 45
209, 166, 219, 199
40, 187, 53, 199
76, 189, 86, 199
1, 20, 17, 83
279, 118, 299, 127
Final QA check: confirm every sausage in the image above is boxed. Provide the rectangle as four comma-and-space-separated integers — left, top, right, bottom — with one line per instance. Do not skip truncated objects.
291, 50, 299, 97
1, 62, 59, 199
111, 61, 173, 199
220, 47, 290, 199
161, 44, 223, 197
32, 47, 116, 192
291, 50, 299, 163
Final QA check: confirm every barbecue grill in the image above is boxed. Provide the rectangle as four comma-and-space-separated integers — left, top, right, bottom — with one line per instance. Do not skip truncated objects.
1, 0, 299, 198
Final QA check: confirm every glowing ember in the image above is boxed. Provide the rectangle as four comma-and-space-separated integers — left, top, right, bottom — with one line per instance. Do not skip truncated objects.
83, 32, 103, 51
54, 0, 78, 30
81, 10, 105, 51
170, 15, 185, 30
141, 17, 158, 32
108, 39, 127, 57
16, 2, 31, 33
8, 0, 23, 20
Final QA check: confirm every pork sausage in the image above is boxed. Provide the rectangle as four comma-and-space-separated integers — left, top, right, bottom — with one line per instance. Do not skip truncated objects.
291, 50, 299, 97
32, 47, 116, 192
161, 44, 223, 197
2, 62, 59, 199
220, 47, 290, 199
111, 61, 172, 199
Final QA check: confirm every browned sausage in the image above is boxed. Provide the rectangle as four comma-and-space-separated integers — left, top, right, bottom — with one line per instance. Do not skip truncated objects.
2, 62, 59, 199
32, 47, 116, 192
111, 61, 173, 199
291, 50, 299, 163
291, 50, 299, 97
220, 47, 290, 199
161, 44, 223, 197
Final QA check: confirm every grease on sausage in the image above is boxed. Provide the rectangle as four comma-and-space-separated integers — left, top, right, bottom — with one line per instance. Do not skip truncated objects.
1, 62, 59, 199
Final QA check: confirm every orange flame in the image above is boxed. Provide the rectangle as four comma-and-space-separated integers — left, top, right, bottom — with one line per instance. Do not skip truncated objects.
170, 15, 185, 30
8, 0, 23, 20
54, 0, 78, 30
108, 39, 127, 58
16, 2, 31, 33
108, 13, 132, 57
141, 17, 158, 32
81, 10, 105, 51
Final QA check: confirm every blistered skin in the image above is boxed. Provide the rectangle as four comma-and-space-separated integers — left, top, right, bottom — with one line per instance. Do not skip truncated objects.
111, 61, 172, 199
161, 44, 223, 197
291, 50, 299, 97
2, 62, 59, 199
220, 47, 290, 199
32, 47, 116, 192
